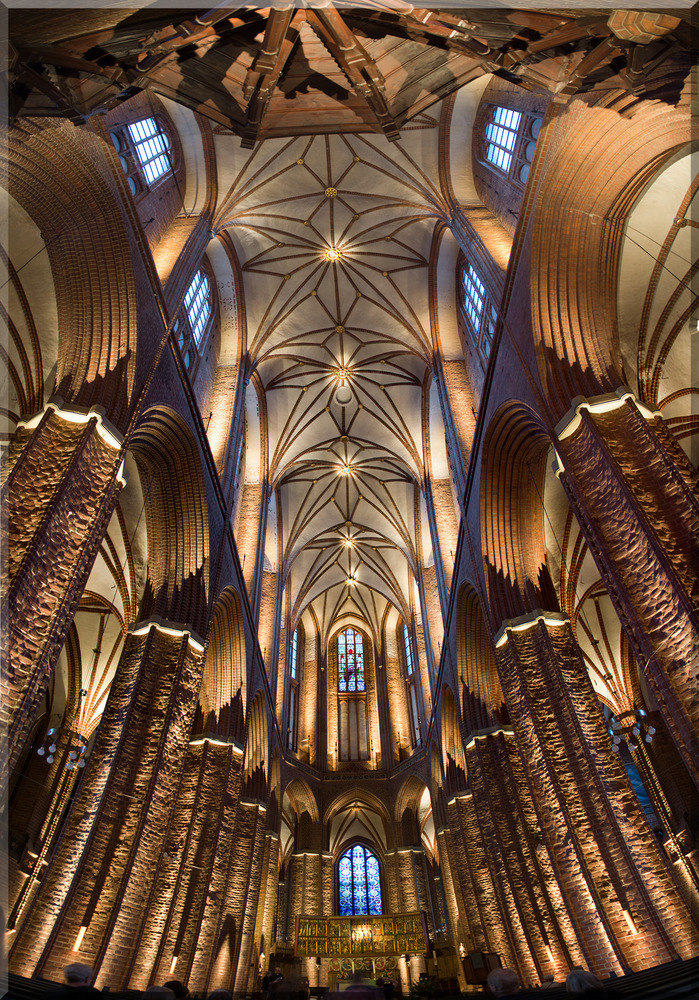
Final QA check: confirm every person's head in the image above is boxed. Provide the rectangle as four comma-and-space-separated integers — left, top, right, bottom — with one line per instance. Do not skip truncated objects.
487, 968, 520, 996
542, 976, 555, 984
566, 970, 604, 994
144, 989, 175, 1000
208, 991, 233, 1000
164, 983, 189, 1000
65, 965, 93, 987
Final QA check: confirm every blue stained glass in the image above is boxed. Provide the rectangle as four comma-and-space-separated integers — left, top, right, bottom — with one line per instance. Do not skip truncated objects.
366, 855, 382, 914
337, 845, 382, 915
339, 854, 354, 915
352, 846, 368, 912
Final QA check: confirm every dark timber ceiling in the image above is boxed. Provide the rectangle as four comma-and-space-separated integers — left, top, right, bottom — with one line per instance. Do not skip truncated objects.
8, 7, 693, 144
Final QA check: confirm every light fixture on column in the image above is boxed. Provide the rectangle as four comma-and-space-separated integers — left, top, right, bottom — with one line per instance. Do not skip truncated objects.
609, 709, 655, 751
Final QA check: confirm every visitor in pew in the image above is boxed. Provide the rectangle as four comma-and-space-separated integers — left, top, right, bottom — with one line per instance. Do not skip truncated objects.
46, 964, 103, 1000
565, 971, 611, 998
486, 968, 520, 997
207, 990, 233, 1000
164, 981, 190, 1000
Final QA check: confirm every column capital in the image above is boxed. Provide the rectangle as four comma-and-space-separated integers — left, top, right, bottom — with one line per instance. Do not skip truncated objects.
128, 616, 205, 653
554, 387, 660, 443
493, 610, 570, 648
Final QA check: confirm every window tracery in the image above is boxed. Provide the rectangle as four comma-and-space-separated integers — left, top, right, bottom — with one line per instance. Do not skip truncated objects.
287, 628, 300, 752
338, 844, 383, 916
482, 104, 544, 186
337, 627, 369, 762
175, 268, 214, 371
460, 262, 497, 366
110, 116, 172, 195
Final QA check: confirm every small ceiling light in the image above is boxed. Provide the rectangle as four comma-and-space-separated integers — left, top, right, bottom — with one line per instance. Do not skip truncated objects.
325, 247, 341, 262
346, 575, 355, 586
344, 538, 353, 548
339, 464, 353, 476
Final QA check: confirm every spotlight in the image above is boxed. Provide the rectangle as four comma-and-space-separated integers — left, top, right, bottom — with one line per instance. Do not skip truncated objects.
325, 247, 341, 262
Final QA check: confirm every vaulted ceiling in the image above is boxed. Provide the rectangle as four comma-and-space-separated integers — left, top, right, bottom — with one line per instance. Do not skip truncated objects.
216, 123, 449, 638
8, 5, 693, 644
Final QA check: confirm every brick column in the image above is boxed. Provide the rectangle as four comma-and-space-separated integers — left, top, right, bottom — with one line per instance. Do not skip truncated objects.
554, 391, 698, 780
232, 801, 269, 995
140, 739, 245, 993
2, 403, 126, 784
494, 610, 696, 974
7, 727, 85, 934
8, 620, 204, 986
465, 730, 584, 984
447, 794, 513, 966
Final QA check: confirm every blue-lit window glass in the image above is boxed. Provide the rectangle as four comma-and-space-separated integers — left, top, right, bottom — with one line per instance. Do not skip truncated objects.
289, 629, 298, 679
463, 264, 485, 331
127, 117, 171, 185
338, 845, 382, 916
184, 270, 211, 346
338, 628, 365, 692
403, 624, 414, 676
485, 106, 522, 174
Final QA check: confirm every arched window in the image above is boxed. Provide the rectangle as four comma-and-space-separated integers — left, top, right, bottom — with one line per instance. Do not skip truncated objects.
338, 627, 365, 692
184, 269, 212, 347
482, 105, 544, 187
338, 844, 383, 915
403, 623, 421, 746
111, 116, 172, 195
127, 117, 171, 184
461, 262, 497, 365
485, 106, 522, 173
175, 267, 214, 371
337, 627, 368, 762
287, 628, 299, 752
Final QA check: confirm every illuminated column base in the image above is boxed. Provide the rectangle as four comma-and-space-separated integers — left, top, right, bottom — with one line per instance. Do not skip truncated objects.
8, 620, 204, 987
494, 611, 696, 973
554, 388, 699, 780
2, 401, 126, 785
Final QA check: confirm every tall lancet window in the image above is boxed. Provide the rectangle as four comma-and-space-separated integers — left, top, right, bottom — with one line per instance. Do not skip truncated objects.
287, 628, 299, 752
403, 623, 421, 746
338, 628, 365, 691
338, 845, 383, 915
337, 628, 368, 761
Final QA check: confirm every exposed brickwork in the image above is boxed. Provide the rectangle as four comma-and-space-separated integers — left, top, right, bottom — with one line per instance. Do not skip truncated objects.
495, 619, 695, 972
3, 409, 124, 782
9, 625, 204, 984
557, 403, 698, 779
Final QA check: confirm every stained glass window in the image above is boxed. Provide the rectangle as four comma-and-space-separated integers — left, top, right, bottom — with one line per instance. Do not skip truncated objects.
485, 106, 522, 174
338, 628, 365, 692
338, 844, 382, 916
289, 628, 298, 679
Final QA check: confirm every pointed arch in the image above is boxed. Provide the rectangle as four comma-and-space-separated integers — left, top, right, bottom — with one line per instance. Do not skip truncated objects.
457, 585, 506, 736
130, 407, 210, 635
480, 403, 557, 624
196, 586, 247, 743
